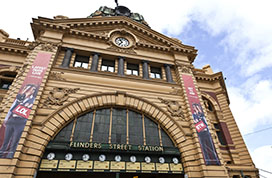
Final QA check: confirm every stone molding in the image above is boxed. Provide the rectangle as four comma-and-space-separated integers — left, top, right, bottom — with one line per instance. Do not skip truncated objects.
158, 97, 184, 119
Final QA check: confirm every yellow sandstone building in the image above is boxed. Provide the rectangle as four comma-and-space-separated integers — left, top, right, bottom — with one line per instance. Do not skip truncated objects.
0, 4, 258, 178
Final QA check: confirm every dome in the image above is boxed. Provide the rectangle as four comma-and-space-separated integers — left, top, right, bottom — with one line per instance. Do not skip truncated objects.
88, 6, 149, 27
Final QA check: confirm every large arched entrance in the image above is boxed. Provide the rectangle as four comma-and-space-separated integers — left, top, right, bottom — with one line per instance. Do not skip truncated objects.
37, 106, 184, 178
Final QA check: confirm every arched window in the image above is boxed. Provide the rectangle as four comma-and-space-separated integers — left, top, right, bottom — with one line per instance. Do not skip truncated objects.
52, 108, 174, 148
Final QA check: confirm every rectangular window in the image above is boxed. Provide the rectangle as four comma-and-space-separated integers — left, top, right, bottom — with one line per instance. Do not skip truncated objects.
0, 80, 12, 90
214, 123, 227, 145
74, 55, 89, 69
127, 63, 139, 76
101, 59, 115, 72
150, 66, 162, 79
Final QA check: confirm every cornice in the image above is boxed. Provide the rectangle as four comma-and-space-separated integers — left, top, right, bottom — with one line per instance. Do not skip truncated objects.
31, 16, 197, 59
194, 70, 230, 104
0, 42, 29, 55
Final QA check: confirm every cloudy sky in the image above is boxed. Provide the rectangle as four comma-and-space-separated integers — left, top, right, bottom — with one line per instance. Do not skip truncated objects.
1, 0, 272, 177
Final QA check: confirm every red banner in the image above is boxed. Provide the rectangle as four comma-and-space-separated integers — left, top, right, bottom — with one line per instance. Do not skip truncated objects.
182, 74, 220, 165
0, 52, 51, 158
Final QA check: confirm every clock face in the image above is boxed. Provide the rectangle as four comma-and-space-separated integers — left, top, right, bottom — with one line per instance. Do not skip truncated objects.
82, 154, 90, 161
130, 155, 136, 162
99, 154, 106, 162
115, 155, 121, 162
65, 153, 73, 161
172, 157, 179, 164
47, 153, 55, 160
115, 37, 130, 47
145, 156, 151, 163
159, 157, 165, 164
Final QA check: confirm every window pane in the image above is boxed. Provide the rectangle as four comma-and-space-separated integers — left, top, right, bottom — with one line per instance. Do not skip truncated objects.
111, 109, 127, 144
101, 65, 107, 71
92, 109, 110, 143
108, 66, 114, 72
129, 110, 143, 145
144, 116, 160, 146
82, 63, 88, 69
74, 62, 82, 67
54, 121, 74, 142
73, 112, 93, 142
150, 73, 155, 78
161, 128, 174, 147
155, 73, 161, 79
127, 69, 132, 75
133, 70, 138, 76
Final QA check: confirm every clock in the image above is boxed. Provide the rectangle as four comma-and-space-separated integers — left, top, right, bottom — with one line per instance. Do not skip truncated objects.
115, 155, 122, 162
130, 155, 136, 162
47, 153, 55, 160
159, 157, 165, 164
65, 153, 73, 161
172, 157, 179, 164
115, 37, 130, 47
82, 154, 90, 161
144, 156, 151, 163
99, 154, 106, 162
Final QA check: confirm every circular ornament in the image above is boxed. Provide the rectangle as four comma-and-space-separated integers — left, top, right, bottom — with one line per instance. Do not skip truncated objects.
82, 154, 90, 161
115, 37, 130, 47
47, 153, 55, 160
145, 156, 151, 163
115, 155, 122, 162
172, 157, 179, 164
99, 154, 106, 162
65, 153, 73, 161
159, 157, 165, 164
130, 155, 137, 162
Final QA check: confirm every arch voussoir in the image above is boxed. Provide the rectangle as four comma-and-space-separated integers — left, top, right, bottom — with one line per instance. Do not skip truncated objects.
41, 92, 188, 154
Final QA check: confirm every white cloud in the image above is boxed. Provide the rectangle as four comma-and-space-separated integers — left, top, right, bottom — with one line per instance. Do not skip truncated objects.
251, 145, 272, 178
229, 78, 272, 134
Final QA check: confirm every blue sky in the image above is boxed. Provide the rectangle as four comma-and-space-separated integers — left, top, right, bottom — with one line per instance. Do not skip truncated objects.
1, 0, 271, 177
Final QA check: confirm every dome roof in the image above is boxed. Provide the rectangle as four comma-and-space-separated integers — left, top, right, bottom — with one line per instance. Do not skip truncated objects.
88, 6, 149, 27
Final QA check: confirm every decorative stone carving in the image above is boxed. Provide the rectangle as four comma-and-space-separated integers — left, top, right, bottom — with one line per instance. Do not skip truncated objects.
175, 62, 192, 74
107, 45, 136, 54
170, 87, 183, 95
107, 28, 137, 54
27, 41, 61, 52
42, 87, 80, 108
158, 97, 184, 118
15, 64, 28, 79
49, 72, 66, 81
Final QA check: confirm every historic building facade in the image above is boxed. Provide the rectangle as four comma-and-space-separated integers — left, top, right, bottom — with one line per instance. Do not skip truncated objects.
0, 5, 258, 178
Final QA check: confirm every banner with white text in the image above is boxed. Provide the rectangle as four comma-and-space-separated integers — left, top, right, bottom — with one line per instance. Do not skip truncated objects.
182, 74, 220, 165
0, 52, 51, 158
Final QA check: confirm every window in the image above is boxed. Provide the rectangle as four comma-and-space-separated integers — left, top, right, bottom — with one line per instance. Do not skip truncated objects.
127, 63, 139, 76
0, 80, 12, 90
214, 124, 226, 145
150, 67, 161, 79
74, 55, 89, 69
101, 59, 115, 72
52, 108, 175, 148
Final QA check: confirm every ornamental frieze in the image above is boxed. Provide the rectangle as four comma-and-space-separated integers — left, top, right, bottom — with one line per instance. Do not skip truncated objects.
49, 72, 66, 81
42, 87, 80, 108
158, 97, 184, 119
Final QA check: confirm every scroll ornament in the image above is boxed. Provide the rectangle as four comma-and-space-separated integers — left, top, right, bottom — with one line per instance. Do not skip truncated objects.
42, 87, 80, 108
158, 97, 184, 118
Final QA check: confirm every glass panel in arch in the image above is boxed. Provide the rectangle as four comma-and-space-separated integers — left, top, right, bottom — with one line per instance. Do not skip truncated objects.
73, 112, 93, 142
144, 116, 160, 146
111, 108, 127, 144
54, 121, 74, 142
129, 110, 143, 145
161, 128, 174, 147
92, 109, 110, 143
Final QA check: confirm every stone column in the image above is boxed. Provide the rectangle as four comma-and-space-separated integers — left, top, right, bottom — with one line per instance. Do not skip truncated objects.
61, 48, 73, 68
118, 57, 124, 75
165, 64, 173, 83
142, 60, 149, 79
90, 53, 99, 72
